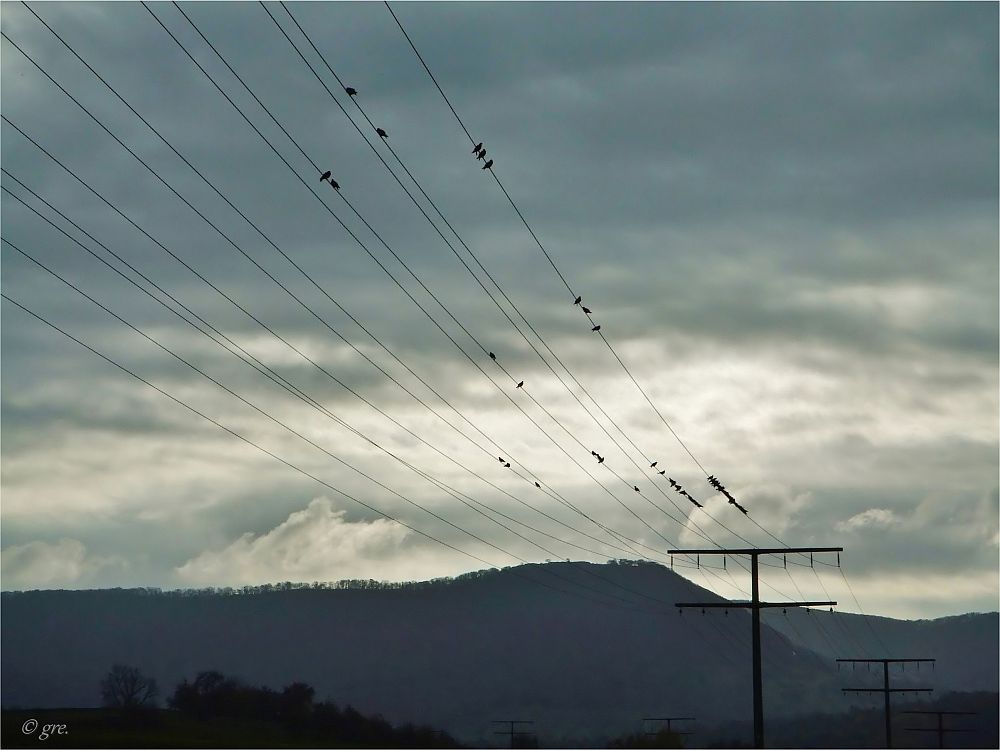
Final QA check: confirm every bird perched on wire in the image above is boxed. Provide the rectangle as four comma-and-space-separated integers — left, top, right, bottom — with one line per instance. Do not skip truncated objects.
504, 462, 511, 468
534, 482, 540, 488
650, 461, 658, 468
633, 486, 640, 493
476, 149, 487, 161
498, 457, 505, 463
489, 352, 496, 361
597, 454, 605, 464
573, 296, 582, 305
329, 179, 340, 191
320, 170, 331, 182
658, 470, 666, 476
376, 127, 388, 139
472, 142, 483, 154
345, 86, 358, 97
516, 381, 524, 389
581, 306, 593, 314
482, 159, 493, 170
591, 325, 601, 332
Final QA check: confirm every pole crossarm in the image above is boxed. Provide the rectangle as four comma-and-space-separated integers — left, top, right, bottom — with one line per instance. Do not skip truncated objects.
903, 711, 976, 716
839, 657, 936, 748
676, 601, 835, 609
837, 658, 936, 664
901, 710, 977, 748
668, 547, 843, 555
670, 543, 843, 748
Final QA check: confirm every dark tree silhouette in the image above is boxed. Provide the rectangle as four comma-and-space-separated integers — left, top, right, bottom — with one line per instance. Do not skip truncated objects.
99, 664, 158, 710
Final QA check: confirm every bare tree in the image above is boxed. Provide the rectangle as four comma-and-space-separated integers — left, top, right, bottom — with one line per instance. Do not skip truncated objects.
100, 664, 158, 710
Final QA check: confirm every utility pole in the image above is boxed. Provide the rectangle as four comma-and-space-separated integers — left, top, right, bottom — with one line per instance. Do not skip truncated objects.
669, 546, 842, 750
838, 658, 935, 748
642, 716, 695, 739
902, 710, 976, 749
492, 720, 534, 748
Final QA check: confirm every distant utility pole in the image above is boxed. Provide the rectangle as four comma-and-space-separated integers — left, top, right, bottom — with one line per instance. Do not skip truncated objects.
902, 710, 976, 749
838, 658, 935, 748
642, 716, 695, 738
669, 546, 842, 750
492, 719, 534, 749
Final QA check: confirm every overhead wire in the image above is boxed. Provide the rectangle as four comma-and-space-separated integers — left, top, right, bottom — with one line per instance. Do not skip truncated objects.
135, 3, 702, 566
2, 240, 681, 613
271, 0, 750, 551
0, 25, 677, 572
382, 0, 888, 647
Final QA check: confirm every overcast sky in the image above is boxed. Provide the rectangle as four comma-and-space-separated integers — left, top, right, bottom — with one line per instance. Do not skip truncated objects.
1, 1, 996, 621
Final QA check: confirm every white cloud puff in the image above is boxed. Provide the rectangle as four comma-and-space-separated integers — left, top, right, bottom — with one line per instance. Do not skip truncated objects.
1, 538, 125, 589
175, 497, 411, 586
835, 508, 900, 532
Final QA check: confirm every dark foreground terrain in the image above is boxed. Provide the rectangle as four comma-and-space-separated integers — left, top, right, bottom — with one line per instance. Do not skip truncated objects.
3, 562, 997, 746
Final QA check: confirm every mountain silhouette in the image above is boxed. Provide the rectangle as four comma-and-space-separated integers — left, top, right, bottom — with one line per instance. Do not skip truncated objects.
2, 562, 995, 745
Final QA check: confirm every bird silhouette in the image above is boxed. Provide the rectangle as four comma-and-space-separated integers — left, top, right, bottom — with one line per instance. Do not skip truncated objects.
472, 142, 483, 154
581, 306, 592, 314
477, 149, 487, 161
690, 497, 704, 509
498, 457, 505, 463
516, 381, 524, 389
658, 470, 666, 475
591, 325, 601, 332
489, 352, 496, 360
591, 451, 598, 456
574, 296, 582, 305
320, 170, 331, 182
330, 179, 340, 190
534, 481, 540, 488
345, 86, 358, 97
376, 127, 388, 139
504, 462, 511, 468
634, 486, 641, 492
650, 461, 658, 468
482, 159, 493, 170
597, 455, 605, 464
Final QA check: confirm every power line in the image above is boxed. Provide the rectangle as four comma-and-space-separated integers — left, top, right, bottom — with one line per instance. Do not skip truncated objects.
11, 6, 780, 608
0, 285, 677, 616
0, 190, 676, 590
0, 30, 672, 572
136, 4, 698, 564
383, 0, 710, 479
274, 0, 763, 554
175, 0, 819, 608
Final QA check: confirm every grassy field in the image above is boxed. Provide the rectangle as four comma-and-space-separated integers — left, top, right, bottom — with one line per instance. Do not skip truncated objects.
1, 708, 343, 749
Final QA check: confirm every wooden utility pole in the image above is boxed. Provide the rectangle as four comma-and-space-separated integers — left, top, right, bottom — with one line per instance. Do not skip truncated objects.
642, 716, 695, 738
838, 658, 935, 748
902, 710, 976, 749
492, 720, 534, 748
669, 546, 842, 749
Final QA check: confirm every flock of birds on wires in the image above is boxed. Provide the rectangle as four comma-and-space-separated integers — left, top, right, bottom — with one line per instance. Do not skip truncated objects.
315, 82, 727, 517
0, 0, 897, 670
